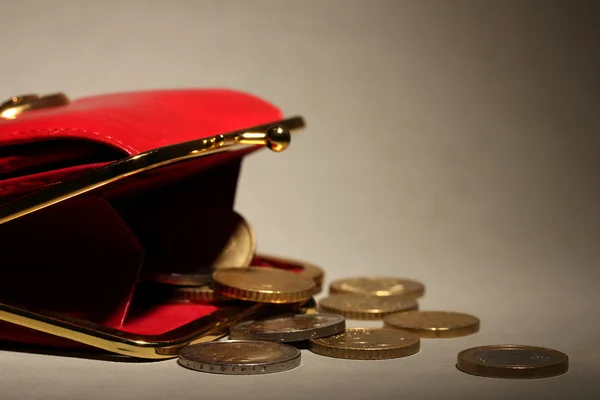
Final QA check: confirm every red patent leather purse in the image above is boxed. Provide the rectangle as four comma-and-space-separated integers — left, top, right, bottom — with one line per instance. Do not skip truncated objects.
0, 89, 310, 359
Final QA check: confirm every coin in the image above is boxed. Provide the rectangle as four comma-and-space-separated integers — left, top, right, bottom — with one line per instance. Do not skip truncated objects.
257, 253, 325, 293
146, 209, 255, 285
149, 272, 212, 287
457, 345, 569, 379
309, 327, 420, 360
229, 314, 345, 342
329, 277, 425, 298
172, 285, 235, 303
212, 267, 316, 304
178, 340, 301, 375
318, 294, 418, 320
383, 311, 480, 338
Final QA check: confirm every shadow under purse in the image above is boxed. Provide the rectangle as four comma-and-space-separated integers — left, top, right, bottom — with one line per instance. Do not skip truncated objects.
0, 89, 311, 360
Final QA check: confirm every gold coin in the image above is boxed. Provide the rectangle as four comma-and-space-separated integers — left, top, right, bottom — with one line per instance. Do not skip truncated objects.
309, 327, 420, 360
256, 253, 325, 293
383, 311, 480, 338
329, 277, 424, 298
457, 345, 569, 379
172, 285, 235, 303
200, 209, 255, 270
318, 294, 418, 320
212, 267, 316, 304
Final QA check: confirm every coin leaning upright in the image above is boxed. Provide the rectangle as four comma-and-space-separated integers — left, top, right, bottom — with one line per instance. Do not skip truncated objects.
229, 314, 346, 342
146, 209, 255, 286
329, 277, 425, 298
383, 311, 480, 338
318, 294, 418, 320
457, 345, 569, 379
178, 341, 301, 375
309, 327, 420, 360
212, 267, 316, 304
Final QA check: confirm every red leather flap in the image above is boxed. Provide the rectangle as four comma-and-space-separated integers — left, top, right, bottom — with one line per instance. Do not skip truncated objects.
0, 89, 283, 154
0, 89, 283, 203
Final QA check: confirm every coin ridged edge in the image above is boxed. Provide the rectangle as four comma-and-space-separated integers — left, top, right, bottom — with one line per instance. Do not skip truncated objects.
383, 312, 480, 338
385, 322, 480, 338
456, 345, 569, 379
238, 215, 257, 269
309, 337, 420, 360
212, 280, 314, 304
172, 286, 234, 303
318, 297, 419, 320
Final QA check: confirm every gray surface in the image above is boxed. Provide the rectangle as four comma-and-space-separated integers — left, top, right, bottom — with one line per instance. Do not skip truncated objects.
1, 1, 599, 399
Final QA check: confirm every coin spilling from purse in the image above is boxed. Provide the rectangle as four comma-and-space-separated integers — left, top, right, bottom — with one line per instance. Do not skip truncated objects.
0, 90, 568, 381
147, 210, 569, 378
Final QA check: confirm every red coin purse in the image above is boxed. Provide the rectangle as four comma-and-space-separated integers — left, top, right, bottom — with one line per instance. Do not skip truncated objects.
0, 89, 309, 359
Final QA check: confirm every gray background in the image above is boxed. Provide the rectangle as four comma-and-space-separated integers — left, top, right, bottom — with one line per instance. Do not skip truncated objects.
1, 1, 599, 399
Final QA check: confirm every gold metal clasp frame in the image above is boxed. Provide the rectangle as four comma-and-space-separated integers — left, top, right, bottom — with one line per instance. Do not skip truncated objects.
0, 116, 306, 358
0, 93, 70, 119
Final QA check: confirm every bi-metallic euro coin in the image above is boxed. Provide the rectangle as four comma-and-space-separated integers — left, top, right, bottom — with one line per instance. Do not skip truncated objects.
178, 340, 301, 375
456, 344, 569, 379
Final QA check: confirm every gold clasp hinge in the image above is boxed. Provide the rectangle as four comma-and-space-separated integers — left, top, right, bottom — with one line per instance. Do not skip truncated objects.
0, 92, 70, 119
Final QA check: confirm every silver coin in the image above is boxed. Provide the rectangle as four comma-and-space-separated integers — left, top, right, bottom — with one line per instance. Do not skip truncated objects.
229, 313, 346, 342
178, 340, 301, 375
147, 272, 213, 286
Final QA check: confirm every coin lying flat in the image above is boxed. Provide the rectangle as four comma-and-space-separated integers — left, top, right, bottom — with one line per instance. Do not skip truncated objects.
383, 311, 480, 338
172, 285, 235, 303
457, 345, 569, 379
229, 314, 345, 342
212, 267, 316, 304
309, 327, 420, 360
178, 340, 301, 375
329, 277, 425, 298
318, 294, 418, 320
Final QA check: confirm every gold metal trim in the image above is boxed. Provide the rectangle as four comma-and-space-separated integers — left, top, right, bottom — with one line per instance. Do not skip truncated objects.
0, 116, 304, 225
0, 301, 281, 359
0, 93, 70, 119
